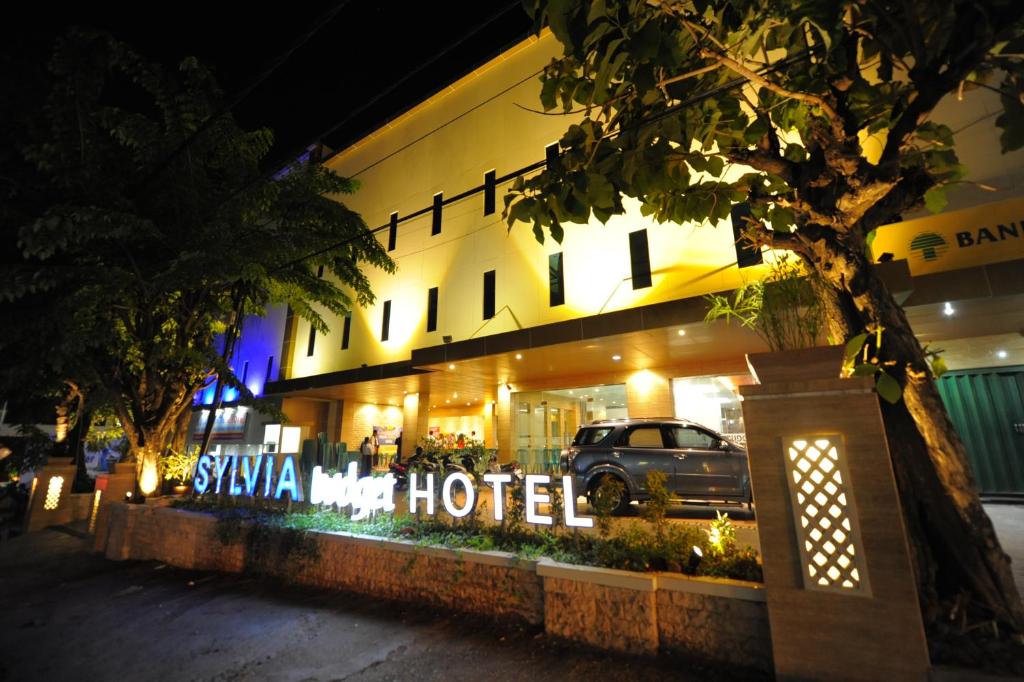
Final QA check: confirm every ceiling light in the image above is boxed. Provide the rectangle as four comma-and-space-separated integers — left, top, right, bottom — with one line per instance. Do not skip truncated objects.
448, 363, 455, 370
997, 350, 1008, 359
453, 392, 458, 398
515, 353, 523, 360
942, 302, 955, 317
677, 329, 686, 336
466, 402, 470, 406
612, 354, 621, 361
445, 400, 450, 404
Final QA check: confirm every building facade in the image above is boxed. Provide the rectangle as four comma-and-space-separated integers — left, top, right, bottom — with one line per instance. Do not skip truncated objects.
197, 31, 1024, 492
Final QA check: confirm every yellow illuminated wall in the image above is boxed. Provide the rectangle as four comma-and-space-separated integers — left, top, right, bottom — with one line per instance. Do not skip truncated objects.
285, 30, 1023, 382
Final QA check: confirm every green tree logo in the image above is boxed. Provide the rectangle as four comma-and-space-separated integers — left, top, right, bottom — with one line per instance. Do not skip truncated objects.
909, 232, 949, 262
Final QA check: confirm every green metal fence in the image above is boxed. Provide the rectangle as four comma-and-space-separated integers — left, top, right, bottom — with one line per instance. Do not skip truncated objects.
936, 365, 1024, 495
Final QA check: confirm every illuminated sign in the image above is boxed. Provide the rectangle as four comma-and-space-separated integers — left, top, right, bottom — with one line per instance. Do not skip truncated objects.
193, 455, 594, 528
872, 197, 1024, 275
193, 453, 302, 501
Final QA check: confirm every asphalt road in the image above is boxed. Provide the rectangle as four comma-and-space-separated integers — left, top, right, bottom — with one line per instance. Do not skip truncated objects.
0, 529, 755, 682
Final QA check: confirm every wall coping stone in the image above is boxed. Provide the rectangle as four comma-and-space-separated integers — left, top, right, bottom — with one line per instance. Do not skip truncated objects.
655, 572, 765, 602
318, 529, 538, 570
538, 558, 657, 592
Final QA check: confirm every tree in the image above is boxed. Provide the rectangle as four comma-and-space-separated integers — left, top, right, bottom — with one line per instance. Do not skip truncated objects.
0, 30, 393, 494
505, 0, 1024, 632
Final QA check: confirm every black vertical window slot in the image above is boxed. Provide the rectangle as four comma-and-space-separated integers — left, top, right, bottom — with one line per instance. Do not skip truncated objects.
629, 229, 652, 289
545, 142, 560, 168
241, 361, 249, 385
427, 287, 439, 332
432, 193, 443, 235
265, 355, 274, 383
730, 202, 764, 268
306, 324, 316, 357
316, 265, 324, 278
483, 170, 496, 216
549, 252, 565, 307
341, 314, 351, 350
381, 301, 391, 342
483, 270, 496, 320
388, 212, 398, 251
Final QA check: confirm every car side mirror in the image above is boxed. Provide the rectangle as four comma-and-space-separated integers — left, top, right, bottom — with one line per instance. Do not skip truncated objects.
718, 441, 731, 452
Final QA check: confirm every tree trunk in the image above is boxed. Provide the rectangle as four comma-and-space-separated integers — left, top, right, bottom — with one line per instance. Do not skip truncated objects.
802, 229, 1024, 632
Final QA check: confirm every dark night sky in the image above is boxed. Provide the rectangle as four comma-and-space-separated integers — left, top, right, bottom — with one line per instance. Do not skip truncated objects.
3, 1, 535, 170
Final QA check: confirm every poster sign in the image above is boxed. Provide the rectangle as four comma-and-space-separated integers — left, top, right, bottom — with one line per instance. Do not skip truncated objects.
374, 424, 400, 459
193, 407, 249, 441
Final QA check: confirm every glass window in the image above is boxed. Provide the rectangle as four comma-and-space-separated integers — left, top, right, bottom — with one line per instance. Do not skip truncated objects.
668, 426, 717, 449
629, 229, 652, 289
381, 300, 391, 342
549, 252, 565, 307
483, 170, 496, 216
427, 287, 438, 332
483, 270, 495, 320
672, 375, 749, 446
625, 426, 664, 448
432, 193, 442, 235
573, 427, 612, 445
306, 325, 316, 357
341, 314, 351, 350
388, 212, 398, 251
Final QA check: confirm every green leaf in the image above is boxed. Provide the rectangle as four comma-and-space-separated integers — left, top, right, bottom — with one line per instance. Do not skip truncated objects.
844, 333, 868, 362
923, 185, 948, 214
852, 363, 878, 377
876, 372, 903, 404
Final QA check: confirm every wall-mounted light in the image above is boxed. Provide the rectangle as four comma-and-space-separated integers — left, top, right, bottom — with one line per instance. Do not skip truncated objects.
611, 355, 622, 361
942, 301, 955, 317
997, 350, 1008, 359
443, 335, 453, 344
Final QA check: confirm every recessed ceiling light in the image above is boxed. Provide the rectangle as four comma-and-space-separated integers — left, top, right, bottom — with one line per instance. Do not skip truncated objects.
445, 399, 450, 404
515, 353, 523, 360
612, 354, 621, 361
677, 329, 686, 336
466, 402, 470, 406
997, 349, 1008, 359
448, 363, 455, 370
943, 302, 955, 317
453, 392, 458, 398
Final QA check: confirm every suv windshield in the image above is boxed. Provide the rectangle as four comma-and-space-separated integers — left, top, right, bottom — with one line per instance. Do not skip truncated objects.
572, 426, 613, 446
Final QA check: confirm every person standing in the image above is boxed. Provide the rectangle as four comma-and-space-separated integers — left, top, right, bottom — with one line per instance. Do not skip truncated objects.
371, 429, 380, 469
360, 436, 373, 477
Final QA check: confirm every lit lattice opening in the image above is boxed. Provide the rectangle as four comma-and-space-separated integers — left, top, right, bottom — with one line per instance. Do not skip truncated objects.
43, 476, 64, 511
786, 438, 868, 593
88, 489, 103, 533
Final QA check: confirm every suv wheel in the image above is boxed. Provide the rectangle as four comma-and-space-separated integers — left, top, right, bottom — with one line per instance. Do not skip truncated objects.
589, 474, 630, 516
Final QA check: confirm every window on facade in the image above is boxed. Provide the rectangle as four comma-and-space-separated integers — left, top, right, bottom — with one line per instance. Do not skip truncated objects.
427, 287, 438, 332
545, 142, 560, 168
629, 229, 652, 289
483, 170, 496, 216
341, 314, 351, 350
381, 301, 391, 342
316, 264, 324, 278
730, 203, 764, 268
549, 252, 565, 307
306, 325, 316, 357
388, 212, 398, 252
432, 193, 442, 235
241, 360, 249, 384
266, 355, 275, 384
483, 270, 496, 320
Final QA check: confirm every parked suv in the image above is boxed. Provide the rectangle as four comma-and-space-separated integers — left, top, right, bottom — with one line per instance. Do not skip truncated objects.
560, 418, 751, 515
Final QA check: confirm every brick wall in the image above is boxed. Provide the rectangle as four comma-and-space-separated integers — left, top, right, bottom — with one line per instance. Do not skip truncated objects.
99, 504, 771, 670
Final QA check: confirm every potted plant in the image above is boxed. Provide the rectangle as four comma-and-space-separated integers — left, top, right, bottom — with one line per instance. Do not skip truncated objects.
704, 255, 840, 382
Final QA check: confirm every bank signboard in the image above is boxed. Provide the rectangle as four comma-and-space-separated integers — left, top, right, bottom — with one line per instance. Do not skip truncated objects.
872, 197, 1024, 276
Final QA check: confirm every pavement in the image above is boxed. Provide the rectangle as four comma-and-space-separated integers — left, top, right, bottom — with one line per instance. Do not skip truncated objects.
0, 528, 755, 682
0, 505, 1019, 682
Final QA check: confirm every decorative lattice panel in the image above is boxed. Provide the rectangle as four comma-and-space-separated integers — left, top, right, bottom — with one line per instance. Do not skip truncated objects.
88, 489, 102, 533
43, 475, 64, 511
785, 437, 868, 594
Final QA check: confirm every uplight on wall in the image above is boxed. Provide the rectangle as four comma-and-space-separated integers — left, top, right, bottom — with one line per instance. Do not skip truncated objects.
88, 489, 102, 533
784, 436, 869, 594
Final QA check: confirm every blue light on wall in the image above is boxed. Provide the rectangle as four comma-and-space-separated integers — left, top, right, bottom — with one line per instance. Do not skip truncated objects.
192, 306, 287, 406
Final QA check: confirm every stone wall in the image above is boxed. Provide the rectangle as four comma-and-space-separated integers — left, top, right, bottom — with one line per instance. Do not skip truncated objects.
98, 503, 771, 670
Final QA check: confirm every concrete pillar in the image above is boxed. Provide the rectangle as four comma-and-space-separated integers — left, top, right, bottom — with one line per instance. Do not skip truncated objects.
483, 401, 497, 449
496, 383, 512, 462
24, 461, 77, 533
625, 369, 673, 417
401, 392, 430, 457
739, 345, 928, 681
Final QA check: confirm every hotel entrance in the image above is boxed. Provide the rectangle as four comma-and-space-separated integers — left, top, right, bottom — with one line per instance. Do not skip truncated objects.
512, 384, 627, 472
